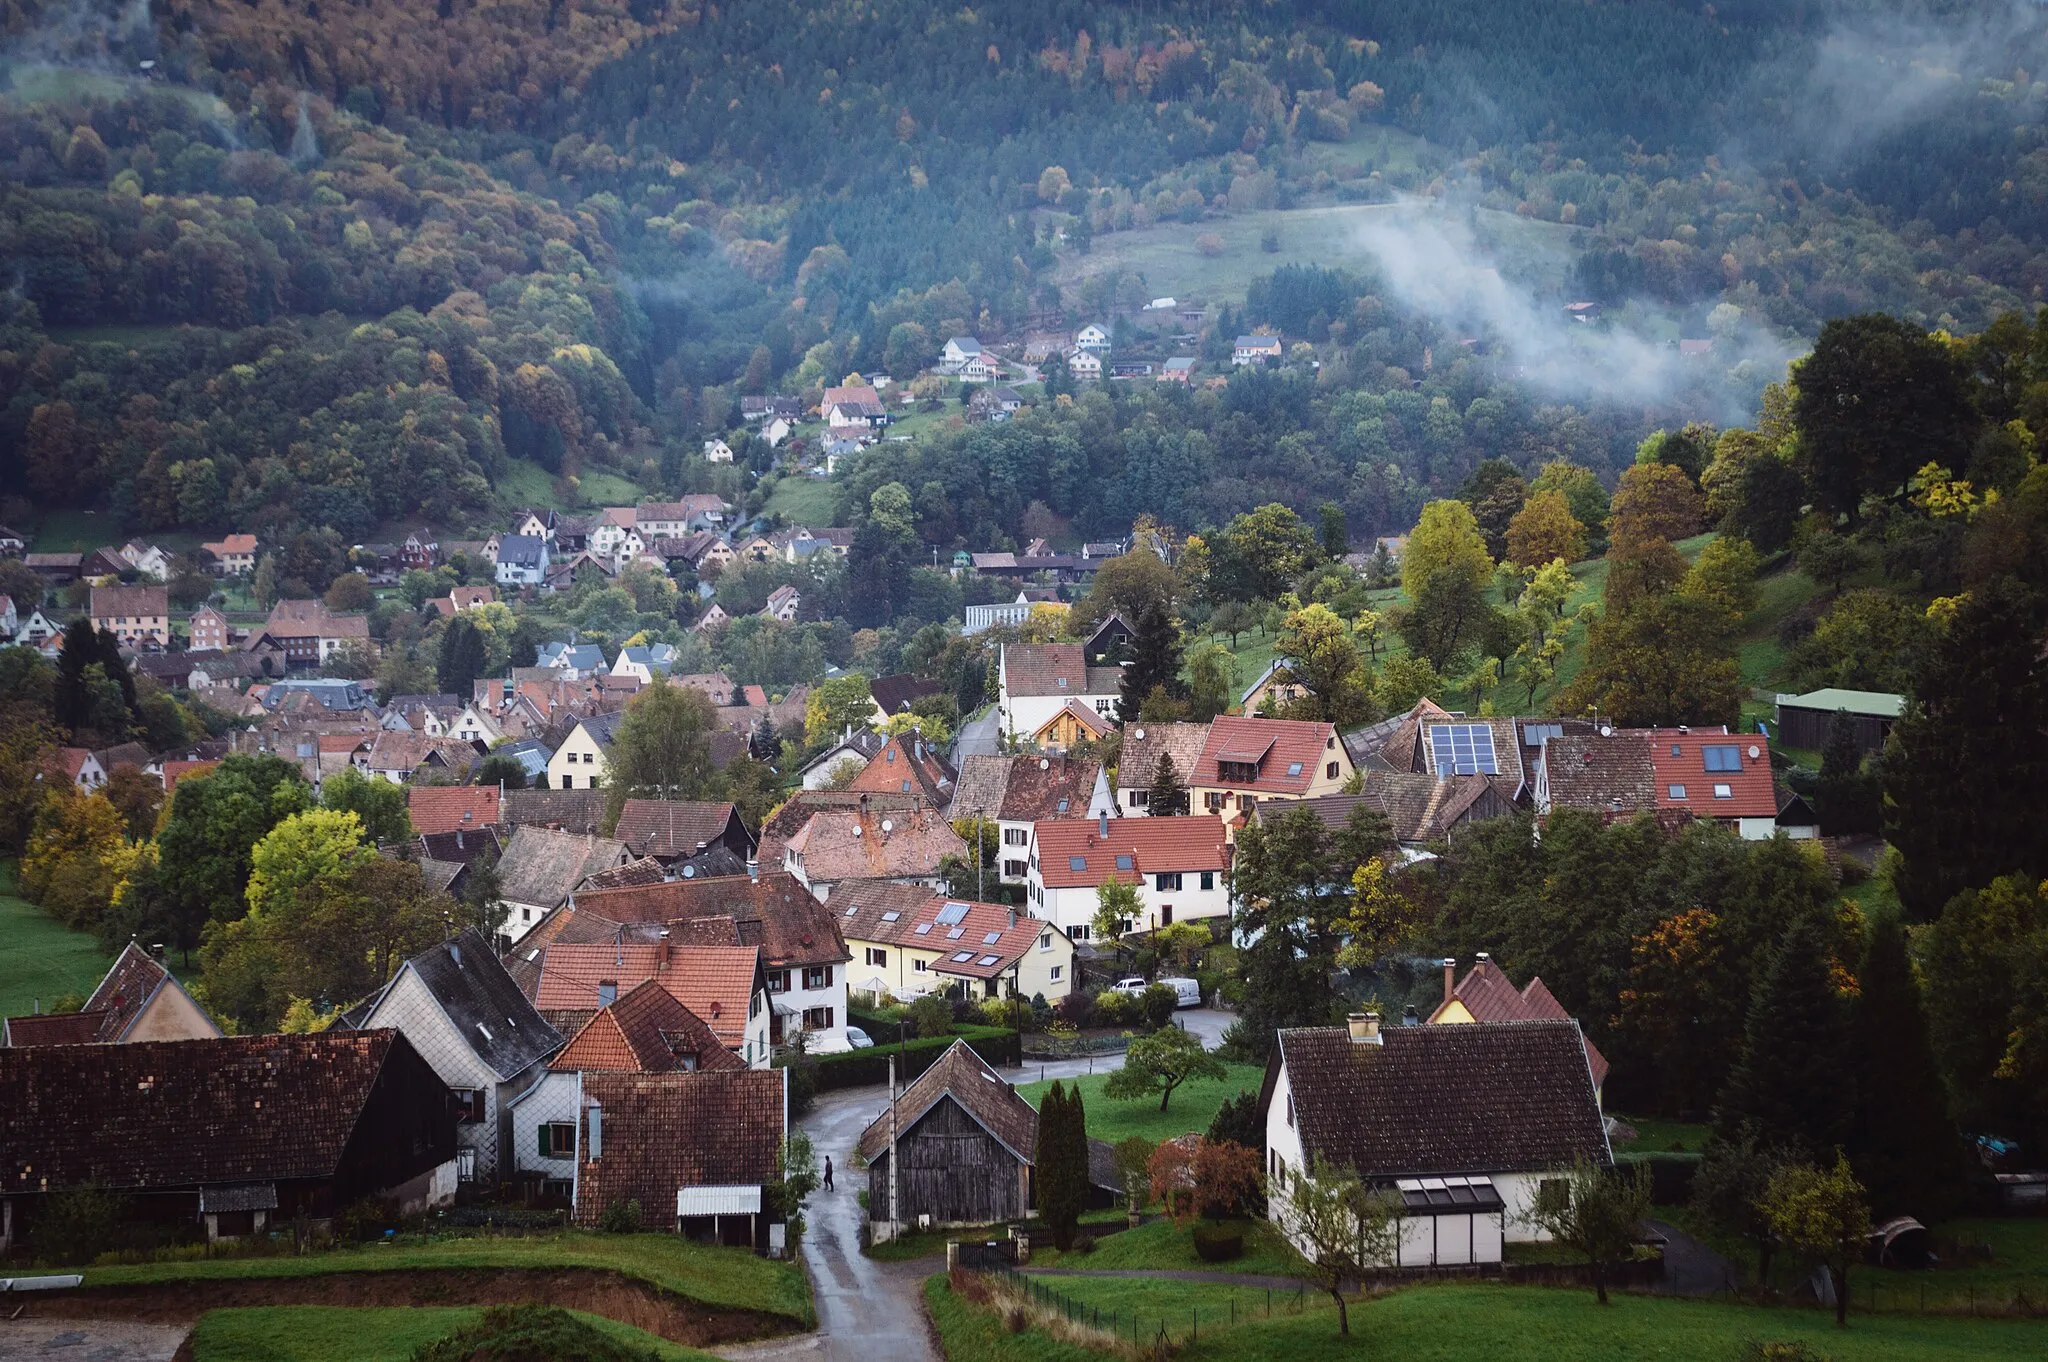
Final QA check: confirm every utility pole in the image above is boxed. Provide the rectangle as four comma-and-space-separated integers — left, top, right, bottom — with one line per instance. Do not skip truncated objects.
888, 1053, 900, 1231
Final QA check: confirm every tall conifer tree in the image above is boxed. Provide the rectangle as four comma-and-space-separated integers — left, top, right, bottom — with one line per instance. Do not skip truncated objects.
1849, 915, 1966, 1219
1716, 914, 1854, 1160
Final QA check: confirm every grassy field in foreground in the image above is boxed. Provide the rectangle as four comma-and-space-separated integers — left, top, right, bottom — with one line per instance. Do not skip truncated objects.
187, 1306, 719, 1361
81, 1233, 811, 1325
939, 1275, 2048, 1361
1611, 1115, 1713, 1158
1017, 1062, 1265, 1145
0, 864, 118, 1019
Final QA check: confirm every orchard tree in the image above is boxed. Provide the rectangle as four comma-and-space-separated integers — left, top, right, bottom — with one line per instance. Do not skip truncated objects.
1608, 462, 1703, 549
1505, 489, 1587, 569
1761, 1154, 1872, 1327
1104, 1025, 1227, 1112
1274, 1155, 1398, 1336
1522, 1156, 1651, 1305
1273, 602, 1374, 725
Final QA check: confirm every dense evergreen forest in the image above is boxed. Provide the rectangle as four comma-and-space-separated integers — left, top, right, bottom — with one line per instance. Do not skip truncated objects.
1, 0, 2044, 546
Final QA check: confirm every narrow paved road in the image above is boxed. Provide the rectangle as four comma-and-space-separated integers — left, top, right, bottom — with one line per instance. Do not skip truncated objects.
0, 1319, 188, 1360
747, 1008, 1232, 1362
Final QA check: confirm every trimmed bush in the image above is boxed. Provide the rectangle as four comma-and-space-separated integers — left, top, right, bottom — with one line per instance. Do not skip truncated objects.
1192, 1225, 1244, 1262
413, 1304, 658, 1361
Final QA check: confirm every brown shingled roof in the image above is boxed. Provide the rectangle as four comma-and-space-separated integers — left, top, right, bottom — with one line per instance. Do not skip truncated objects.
572, 871, 850, 968
1429, 957, 1611, 1087
1267, 1021, 1610, 1178
998, 755, 1100, 821
573, 1069, 784, 1230
406, 785, 502, 836
784, 806, 965, 884
612, 800, 748, 861
1002, 643, 1091, 697
0, 1031, 434, 1190
855, 1040, 1038, 1163
1542, 731, 1656, 817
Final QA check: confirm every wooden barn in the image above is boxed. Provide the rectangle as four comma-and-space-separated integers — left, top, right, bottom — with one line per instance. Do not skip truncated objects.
855, 1041, 1114, 1237
1773, 688, 1903, 755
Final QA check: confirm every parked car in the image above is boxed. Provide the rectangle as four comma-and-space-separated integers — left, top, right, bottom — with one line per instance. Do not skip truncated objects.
1111, 977, 1149, 995
846, 1026, 875, 1049
1158, 976, 1203, 1009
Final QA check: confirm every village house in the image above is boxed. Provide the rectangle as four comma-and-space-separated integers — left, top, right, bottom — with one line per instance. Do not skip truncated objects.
857, 1040, 1113, 1239
997, 643, 1121, 742
1025, 813, 1231, 939
762, 584, 802, 623
495, 534, 551, 587
1065, 348, 1103, 381
400, 529, 440, 570
1260, 1015, 1610, 1267
1031, 699, 1115, 754
1114, 722, 1210, 815
572, 871, 852, 1053
1189, 716, 1353, 824
834, 883, 1074, 1004
495, 825, 633, 943
822, 383, 886, 432
1073, 323, 1111, 354
1429, 954, 1610, 1102
426, 585, 498, 618
703, 438, 735, 463
3, 942, 219, 1047
611, 799, 758, 875
505, 982, 748, 1208
1233, 334, 1283, 366
54, 746, 107, 793
780, 802, 966, 902
636, 497, 727, 538
740, 396, 803, 424
0, 1031, 458, 1251
798, 728, 886, 790
546, 711, 624, 790
530, 940, 773, 1068
952, 754, 1108, 886
611, 642, 678, 684
844, 730, 957, 808
256, 600, 370, 669
201, 533, 258, 575
406, 785, 504, 837
340, 931, 563, 1188
588, 508, 641, 560
91, 583, 170, 648
118, 541, 173, 580
569, 1068, 786, 1242
1532, 725, 1796, 839
187, 605, 230, 651
25, 552, 82, 584
1159, 357, 1196, 383
0, 524, 26, 557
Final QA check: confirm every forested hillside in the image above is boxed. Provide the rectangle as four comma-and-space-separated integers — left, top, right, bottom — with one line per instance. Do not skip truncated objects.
2, 0, 2045, 548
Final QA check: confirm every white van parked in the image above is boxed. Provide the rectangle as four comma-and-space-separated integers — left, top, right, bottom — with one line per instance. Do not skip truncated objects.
1114, 976, 1203, 1008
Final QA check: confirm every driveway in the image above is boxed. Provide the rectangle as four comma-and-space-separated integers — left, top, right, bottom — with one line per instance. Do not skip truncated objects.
951, 709, 1000, 764
0, 1320, 187, 1361
757, 1014, 1230, 1360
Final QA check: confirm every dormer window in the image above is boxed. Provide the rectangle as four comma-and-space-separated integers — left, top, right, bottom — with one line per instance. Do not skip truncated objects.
597, 981, 617, 1006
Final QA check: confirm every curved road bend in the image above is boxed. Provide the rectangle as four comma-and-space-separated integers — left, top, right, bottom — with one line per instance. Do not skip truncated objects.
717, 1009, 1232, 1362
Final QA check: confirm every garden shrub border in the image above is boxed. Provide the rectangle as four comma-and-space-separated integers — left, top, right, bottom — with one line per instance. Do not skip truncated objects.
813, 1026, 1019, 1091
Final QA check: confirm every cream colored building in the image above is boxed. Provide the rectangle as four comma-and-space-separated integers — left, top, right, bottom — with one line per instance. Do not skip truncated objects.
545, 711, 622, 790
831, 884, 1075, 1004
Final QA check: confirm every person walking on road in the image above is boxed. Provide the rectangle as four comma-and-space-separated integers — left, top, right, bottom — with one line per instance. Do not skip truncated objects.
824, 1156, 835, 1191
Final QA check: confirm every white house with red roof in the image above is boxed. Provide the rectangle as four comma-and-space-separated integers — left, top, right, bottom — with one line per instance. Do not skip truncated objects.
531, 941, 771, 1068
1190, 716, 1352, 825
1025, 812, 1231, 940
1644, 726, 1779, 838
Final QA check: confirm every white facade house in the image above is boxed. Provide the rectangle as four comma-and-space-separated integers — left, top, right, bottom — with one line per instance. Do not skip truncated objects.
546, 711, 622, 790
1065, 348, 1102, 381
996, 643, 1121, 743
1261, 1017, 1611, 1267
495, 534, 551, 586
589, 511, 639, 559
347, 930, 565, 1189
1073, 323, 1111, 354
1024, 814, 1231, 941
703, 439, 735, 463
1233, 334, 1283, 366
610, 643, 677, 684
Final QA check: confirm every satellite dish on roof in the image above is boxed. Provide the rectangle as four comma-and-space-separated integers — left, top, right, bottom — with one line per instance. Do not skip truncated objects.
1748, 744, 1762, 760
1039, 758, 1050, 770
1133, 727, 1146, 740
881, 819, 895, 833
852, 825, 862, 837
1598, 724, 1613, 738
682, 864, 696, 877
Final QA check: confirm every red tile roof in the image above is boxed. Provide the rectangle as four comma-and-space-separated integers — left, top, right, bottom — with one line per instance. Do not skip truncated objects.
784, 806, 965, 883
1031, 815, 1229, 888
551, 980, 744, 1073
1644, 727, 1775, 819
407, 785, 503, 835
1194, 716, 1341, 796
534, 943, 762, 1047
835, 891, 1056, 979
572, 871, 850, 967
161, 759, 219, 792
845, 732, 956, 806
1430, 957, 1611, 1087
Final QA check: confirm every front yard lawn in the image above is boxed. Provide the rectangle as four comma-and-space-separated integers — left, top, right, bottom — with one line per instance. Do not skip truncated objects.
186, 1306, 718, 1361
1016, 1062, 1265, 1144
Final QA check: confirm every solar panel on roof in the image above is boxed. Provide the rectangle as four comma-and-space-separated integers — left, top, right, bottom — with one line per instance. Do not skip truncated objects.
936, 902, 970, 924
1523, 723, 1562, 744
1702, 744, 1742, 772
1427, 723, 1498, 776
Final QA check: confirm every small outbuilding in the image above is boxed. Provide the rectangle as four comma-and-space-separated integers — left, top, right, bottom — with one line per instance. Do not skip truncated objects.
1772, 688, 1904, 755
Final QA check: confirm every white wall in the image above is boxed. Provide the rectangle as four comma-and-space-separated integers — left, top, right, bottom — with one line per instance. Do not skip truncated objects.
361, 968, 520, 1187
508, 1069, 581, 1185
1026, 870, 1229, 939
768, 965, 851, 1054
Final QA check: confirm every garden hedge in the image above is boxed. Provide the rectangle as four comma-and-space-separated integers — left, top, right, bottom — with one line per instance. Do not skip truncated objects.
813, 1025, 1020, 1091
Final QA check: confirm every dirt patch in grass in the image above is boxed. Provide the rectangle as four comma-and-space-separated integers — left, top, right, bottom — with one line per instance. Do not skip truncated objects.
25, 1267, 796, 1350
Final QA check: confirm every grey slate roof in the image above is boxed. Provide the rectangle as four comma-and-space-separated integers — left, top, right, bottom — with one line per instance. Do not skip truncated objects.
1266, 1020, 1610, 1178
393, 928, 563, 1079
497, 826, 630, 909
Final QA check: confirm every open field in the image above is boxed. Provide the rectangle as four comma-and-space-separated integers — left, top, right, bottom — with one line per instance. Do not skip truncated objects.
493, 458, 648, 513
934, 1273, 2048, 1361
1017, 1062, 1265, 1145
1051, 197, 1583, 311
762, 474, 842, 526
1611, 1115, 1713, 1159
80, 1232, 812, 1325
0, 862, 118, 1019
186, 1305, 719, 1361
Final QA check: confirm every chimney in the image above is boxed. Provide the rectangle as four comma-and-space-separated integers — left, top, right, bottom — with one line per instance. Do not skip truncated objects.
1098, 811, 1109, 840
1442, 957, 1456, 1003
659, 927, 671, 970
1402, 1004, 1419, 1026
1346, 1011, 1382, 1045
1475, 951, 1490, 965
